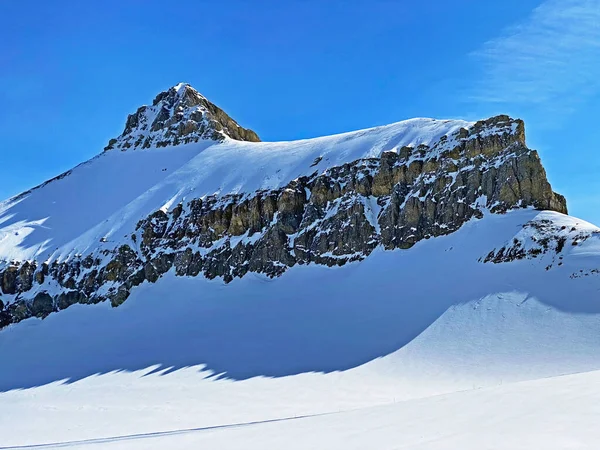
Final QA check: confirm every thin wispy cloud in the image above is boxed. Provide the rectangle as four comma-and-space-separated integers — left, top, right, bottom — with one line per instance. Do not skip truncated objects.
470, 0, 600, 112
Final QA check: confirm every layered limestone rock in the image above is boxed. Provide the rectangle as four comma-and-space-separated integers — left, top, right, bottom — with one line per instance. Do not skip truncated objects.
104, 83, 260, 151
0, 115, 567, 328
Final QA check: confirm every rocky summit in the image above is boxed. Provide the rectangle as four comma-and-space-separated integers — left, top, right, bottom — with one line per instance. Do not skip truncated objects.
103, 83, 260, 151
0, 85, 569, 328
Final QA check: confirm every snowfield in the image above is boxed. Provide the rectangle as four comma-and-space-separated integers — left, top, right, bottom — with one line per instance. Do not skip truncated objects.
3, 370, 600, 449
2, 209, 600, 449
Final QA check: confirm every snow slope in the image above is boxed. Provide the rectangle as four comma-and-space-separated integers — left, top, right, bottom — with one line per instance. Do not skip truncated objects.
0, 118, 470, 263
2, 209, 600, 448
21, 369, 597, 450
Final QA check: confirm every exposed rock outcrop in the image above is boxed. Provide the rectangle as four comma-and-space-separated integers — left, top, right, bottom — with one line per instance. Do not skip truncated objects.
483, 212, 598, 276
104, 83, 260, 151
0, 115, 567, 328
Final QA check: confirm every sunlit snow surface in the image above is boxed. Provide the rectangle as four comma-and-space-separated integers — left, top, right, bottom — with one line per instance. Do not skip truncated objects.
2, 209, 600, 449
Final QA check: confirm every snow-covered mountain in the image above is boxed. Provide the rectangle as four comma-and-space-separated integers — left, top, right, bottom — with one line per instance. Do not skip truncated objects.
1, 84, 600, 449
0, 84, 568, 325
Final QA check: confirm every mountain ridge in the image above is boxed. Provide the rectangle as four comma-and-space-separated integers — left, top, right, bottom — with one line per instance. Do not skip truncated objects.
0, 85, 570, 328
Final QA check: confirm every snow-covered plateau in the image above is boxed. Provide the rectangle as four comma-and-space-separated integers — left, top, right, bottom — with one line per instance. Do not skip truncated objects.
0, 84, 599, 449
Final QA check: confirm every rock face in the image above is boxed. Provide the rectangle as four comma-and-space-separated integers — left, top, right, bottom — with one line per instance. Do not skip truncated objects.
0, 114, 567, 328
104, 83, 260, 151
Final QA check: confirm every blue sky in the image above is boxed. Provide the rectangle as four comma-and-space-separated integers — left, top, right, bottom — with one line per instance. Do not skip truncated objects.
2, 0, 600, 223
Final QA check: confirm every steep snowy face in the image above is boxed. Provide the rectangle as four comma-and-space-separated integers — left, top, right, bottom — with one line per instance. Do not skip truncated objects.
0, 87, 568, 328
103, 83, 260, 151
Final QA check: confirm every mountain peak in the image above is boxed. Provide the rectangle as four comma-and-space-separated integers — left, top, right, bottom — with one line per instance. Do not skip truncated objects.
150, 82, 204, 107
104, 83, 260, 151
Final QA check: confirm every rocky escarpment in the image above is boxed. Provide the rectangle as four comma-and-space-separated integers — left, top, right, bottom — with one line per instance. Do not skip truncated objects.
0, 115, 567, 328
104, 83, 260, 151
